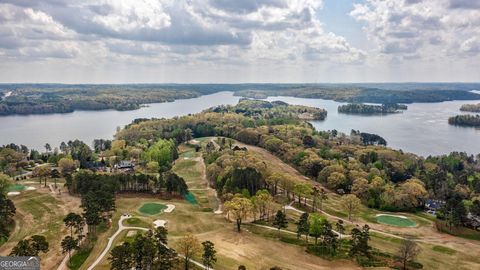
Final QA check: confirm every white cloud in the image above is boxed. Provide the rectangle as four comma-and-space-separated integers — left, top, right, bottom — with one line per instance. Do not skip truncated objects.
0, 0, 478, 82
350, 0, 480, 60
0, 0, 363, 65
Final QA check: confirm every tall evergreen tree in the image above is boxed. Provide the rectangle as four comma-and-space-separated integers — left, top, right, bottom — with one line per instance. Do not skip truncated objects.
297, 212, 310, 242
273, 210, 288, 232
202, 241, 217, 270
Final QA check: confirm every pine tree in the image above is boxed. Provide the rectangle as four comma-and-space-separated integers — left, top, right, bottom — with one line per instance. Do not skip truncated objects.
202, 241, 217, 270
297, 212, 310, 242
273, 210, 288, 232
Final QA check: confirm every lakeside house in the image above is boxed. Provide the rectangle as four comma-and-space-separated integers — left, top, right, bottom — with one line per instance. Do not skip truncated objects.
114, 160, 135, 172
466, 213, 480, 230
424, 199, 444, 215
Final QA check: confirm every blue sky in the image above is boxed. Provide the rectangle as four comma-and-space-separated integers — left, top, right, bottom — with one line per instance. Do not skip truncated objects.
318, 0, 368, 49
0, 0, 478, 83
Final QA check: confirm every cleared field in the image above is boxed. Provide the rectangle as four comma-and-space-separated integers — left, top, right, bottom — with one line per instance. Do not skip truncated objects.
89, 197, 360, 270
0, 181, 81, 270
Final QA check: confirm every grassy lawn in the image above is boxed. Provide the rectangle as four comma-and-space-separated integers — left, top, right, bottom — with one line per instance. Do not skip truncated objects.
432, 245, 456, 255
0, 187, 81, 270
123, 217, 151, 228
87, 196, 359, 270
376, 215, 416, 227
7, 184, 25, 192
138, 202, 167, 215
68, 246, 94, 270
174, 144, 217, 210
436, 220, 480, 241
66, 139, 480, 270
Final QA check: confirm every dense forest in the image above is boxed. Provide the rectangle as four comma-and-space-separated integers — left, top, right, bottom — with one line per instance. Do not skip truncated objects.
460, 103, 480, 113
0, 84, 207, 115
338, 103, 408, 115
115, 100, 480, 233
448, 114, 480, 127
234, 83, 480, 104
208, 99, 327, 121
1, 83, 480, 115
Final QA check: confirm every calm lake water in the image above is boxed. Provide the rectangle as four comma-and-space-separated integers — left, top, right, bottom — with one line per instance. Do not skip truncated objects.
0, 91, 479, 157
266, 96, 480, 157
0, 92, 240, 151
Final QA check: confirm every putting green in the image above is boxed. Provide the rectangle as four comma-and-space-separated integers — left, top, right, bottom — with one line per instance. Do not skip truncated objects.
8, 184, 25, 192
376, 214, 416, 227
138, 203, 167, 215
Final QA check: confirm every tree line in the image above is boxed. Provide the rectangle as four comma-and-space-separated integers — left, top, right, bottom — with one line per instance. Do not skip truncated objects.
338, 103, 407, 115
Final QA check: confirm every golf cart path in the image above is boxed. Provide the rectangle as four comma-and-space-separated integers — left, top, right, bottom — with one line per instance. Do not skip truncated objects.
87, 215, 211, 270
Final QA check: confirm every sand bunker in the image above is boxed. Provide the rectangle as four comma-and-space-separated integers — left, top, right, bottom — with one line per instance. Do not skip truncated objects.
25, 186, 36, 191
153, 220, 168, 228
7, 191, 20, 196
164, 204, 175, 213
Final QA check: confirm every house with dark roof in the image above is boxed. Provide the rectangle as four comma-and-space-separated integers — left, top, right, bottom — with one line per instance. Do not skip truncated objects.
424, 199, 444, 215
114, 160, 134, 172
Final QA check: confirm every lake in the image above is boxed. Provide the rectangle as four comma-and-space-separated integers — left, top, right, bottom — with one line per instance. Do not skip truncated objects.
0, 92, 240, 151
267, 96, 480, 157
0, 91, 479, 157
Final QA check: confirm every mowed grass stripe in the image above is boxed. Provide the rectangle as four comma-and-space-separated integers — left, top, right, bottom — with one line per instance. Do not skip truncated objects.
138, 202, 167, 215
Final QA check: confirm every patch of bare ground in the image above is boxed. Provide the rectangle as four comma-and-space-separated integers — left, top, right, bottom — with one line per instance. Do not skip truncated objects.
0, 183, 81, 270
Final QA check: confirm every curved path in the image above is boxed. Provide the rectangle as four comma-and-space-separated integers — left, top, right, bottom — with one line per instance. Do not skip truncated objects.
87, 215, 210, 270
282, 204, 348, 238
88, 215, 147, 270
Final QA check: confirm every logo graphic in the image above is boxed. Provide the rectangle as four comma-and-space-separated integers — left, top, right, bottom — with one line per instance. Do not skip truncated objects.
0, 257, 40, 270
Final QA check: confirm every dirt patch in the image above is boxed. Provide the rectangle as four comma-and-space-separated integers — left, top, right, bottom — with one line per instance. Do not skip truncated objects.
193, 228, 362, 269
0, 185, 81, 270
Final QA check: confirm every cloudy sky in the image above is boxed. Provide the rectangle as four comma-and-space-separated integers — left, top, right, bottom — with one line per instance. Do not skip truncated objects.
0, 0, 479, 83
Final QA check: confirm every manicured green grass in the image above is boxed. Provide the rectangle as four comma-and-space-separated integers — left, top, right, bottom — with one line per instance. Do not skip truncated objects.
8, 184, 25, 192
432, 245, 456, 255
376, 215, 416, 227
138, 203, 167, 215
68, 246, 93, 270
124, 217, 150, 228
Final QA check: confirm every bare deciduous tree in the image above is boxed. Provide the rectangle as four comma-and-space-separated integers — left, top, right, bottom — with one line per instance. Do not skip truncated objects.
397, 239, 421, 270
